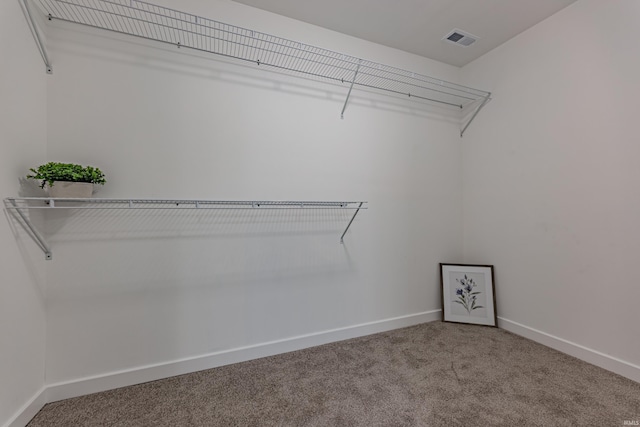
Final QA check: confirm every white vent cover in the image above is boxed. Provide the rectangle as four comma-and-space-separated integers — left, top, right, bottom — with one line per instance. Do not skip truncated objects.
443, 29, 478, 47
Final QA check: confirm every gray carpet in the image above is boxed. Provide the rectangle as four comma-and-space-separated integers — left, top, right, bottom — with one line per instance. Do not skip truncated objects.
28, 322, 640, 426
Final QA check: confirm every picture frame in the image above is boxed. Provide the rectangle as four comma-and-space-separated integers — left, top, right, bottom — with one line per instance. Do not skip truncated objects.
440, 263, 497, 327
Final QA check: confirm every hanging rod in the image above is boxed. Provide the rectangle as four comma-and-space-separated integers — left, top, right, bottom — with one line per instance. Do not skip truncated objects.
4, 198, 368, 259
25, 0, 490, 135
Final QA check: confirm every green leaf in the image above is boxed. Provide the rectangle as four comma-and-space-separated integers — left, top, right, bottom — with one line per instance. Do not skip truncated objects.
26, 162, 106, 187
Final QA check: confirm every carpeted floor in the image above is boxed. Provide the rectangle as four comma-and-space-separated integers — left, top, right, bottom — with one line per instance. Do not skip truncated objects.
28, 322, 640, 426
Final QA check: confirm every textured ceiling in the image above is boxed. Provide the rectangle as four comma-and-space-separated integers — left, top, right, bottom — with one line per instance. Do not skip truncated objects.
231, 0, 578, 67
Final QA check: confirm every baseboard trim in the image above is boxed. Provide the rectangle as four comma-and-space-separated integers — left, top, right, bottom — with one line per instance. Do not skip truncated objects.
498, 316, 640, 383
46, 310, 441, 403
3, 387, 47, 427
11, 312, 638, 426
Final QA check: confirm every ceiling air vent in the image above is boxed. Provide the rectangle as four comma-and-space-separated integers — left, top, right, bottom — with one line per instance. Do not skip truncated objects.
443, 29, 478, 47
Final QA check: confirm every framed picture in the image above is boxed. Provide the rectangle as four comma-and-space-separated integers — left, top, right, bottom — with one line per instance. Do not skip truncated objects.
440, 263, 497, 327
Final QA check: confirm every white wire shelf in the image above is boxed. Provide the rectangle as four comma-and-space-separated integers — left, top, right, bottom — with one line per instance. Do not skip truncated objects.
4, 198, 367, 260
24, 0, 491, 136
5, 198, 367, 209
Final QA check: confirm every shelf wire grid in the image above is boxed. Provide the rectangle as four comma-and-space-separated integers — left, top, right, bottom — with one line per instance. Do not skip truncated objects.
4, 198, 367, 258
5, 198, 367, 210
33, 0, 490, 109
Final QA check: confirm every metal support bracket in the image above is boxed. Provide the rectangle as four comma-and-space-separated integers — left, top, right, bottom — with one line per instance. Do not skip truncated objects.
340, 202, 363, 244
6, 199, 52, 260
21, 0, 53, 74
341, 60, 362, 119
460, 92, 491, 137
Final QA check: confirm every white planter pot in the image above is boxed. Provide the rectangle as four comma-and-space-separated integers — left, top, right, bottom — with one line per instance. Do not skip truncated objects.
48, 181, 94, 198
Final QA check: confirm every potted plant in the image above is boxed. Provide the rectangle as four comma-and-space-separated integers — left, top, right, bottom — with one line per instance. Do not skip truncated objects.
27, 162, 106, 198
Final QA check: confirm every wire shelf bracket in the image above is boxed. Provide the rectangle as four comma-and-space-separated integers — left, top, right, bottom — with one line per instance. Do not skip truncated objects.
21, 0, 53, 74
341, 60, 362, 120
4, 198, 368, 260
23, 0, 491, 136
6, 198, 53, 259
460, 93, 491, 137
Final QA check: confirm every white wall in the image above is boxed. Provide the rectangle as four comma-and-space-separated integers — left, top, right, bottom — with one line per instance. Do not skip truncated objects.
5, 0, 640, 422
461, 0, 640, 379
41, 0, 464, 388
0, 1, 48, 425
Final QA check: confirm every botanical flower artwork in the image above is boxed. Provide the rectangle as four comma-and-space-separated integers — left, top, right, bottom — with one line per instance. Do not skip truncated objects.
441, 264, 496, 326
449, 272, 487, 317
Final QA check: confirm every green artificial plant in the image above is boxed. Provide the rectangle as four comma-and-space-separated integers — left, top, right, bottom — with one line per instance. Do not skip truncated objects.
27, 162, 106, 189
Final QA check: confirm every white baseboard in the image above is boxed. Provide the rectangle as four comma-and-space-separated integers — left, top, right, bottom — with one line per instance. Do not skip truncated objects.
3, 387, 47, 427
46, 310, 441, 404
9, 312, 639, 426
498, 316, 640, 384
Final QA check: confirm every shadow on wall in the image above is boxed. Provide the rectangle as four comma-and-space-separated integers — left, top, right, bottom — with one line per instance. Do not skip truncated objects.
49, 23, 464, 123
4, 200, 363, 299
3, 209, 47, 300
2, 179, 47, 298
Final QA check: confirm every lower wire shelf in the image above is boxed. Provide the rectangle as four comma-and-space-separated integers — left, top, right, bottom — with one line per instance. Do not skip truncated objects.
4, 197, 367, 260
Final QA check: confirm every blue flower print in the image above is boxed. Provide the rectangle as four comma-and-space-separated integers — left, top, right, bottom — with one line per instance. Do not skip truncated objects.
453, 274, 484, 315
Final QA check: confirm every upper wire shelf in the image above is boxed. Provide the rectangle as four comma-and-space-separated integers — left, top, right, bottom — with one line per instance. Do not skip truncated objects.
4, 198, 367, 259
26, 0, 491, 136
